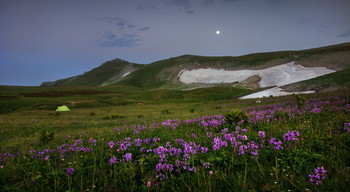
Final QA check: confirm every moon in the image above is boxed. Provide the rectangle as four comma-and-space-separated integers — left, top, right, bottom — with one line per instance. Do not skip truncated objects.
216, 30, 220, 35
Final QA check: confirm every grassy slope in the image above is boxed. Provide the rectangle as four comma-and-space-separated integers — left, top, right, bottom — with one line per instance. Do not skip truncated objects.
283, 68, 350, 92
116, 42, 350, 89
1, 91, 349, 191
0, 85, 254, 114
41, 59, 145, 86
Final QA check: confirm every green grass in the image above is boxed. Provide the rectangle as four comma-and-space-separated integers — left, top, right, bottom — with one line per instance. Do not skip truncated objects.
0, 88, 349, 191
0, 85, 254, 114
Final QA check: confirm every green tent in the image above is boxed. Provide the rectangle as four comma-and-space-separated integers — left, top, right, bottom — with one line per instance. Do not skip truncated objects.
56, 105, 70, 111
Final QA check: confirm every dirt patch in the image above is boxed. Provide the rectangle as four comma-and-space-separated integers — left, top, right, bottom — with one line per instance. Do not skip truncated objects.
296, 51, 350, 71
237, 75, 261, 89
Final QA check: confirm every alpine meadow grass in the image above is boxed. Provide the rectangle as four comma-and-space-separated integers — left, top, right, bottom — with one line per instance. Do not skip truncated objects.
0, 92, 349, 191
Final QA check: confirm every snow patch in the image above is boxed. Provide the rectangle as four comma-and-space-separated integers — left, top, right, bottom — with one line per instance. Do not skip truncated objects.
122, 71, 132, 77
178, 62, 335, 87
178, 61, 336, 99
239, 87, 315, 99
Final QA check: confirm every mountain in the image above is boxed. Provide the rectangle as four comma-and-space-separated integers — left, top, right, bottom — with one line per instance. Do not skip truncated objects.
41, 59, 144, 86
41, 43, 350, 95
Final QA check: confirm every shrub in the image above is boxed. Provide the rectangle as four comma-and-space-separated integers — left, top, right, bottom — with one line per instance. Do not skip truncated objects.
136, 114, 144, 118
274, 110, 290, 120
295, 94, 305, 109
224, 109, 250, 125
161, 109, 172, 114
102, 114, 125, 120
38, 129, 55, 145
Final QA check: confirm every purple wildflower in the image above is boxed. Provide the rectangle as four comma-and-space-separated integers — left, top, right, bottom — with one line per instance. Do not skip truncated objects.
108, 141, 115, 148
203, 162, 211, 169
124, 153, 132, 162
258, 131, 265, 138
269, 138, 283, 150
110, 156, 117, 165
156, 163, 174, 172
310, 107, 322, 113
283, 130, 300, 141
309, 166, 327, 185
66, 168, 75, 176
344, 122, 350, 132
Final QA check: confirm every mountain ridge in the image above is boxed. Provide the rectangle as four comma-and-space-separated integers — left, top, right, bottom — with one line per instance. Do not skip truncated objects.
41, 42, 350, 95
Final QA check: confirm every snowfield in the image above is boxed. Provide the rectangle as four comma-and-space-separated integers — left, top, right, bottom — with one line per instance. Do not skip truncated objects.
178, 62, 335, 87
239, 87, 315, 99
178, 61, 336, 98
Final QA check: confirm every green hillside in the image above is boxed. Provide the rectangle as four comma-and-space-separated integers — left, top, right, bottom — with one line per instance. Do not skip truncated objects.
40, 42, 350, 90
41, 59, 144, 86
115, 42, 350, 89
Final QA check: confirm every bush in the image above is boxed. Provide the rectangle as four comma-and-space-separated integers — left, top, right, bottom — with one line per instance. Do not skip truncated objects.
102, 114, 126, 120
38, 129, 55, 145
224, 109, 250, 125
161, 109, 172, 114
295, 94, 305, 109
274, 110, 290, 120
136, 114, 144, 118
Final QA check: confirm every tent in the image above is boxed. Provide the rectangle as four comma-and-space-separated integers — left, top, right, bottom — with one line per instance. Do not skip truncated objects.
56, 105, 70, 111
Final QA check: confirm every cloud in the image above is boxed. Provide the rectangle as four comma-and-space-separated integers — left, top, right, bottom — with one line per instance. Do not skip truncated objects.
167, 0, 191, 8
201, 0, 215, 6
136, 4, 159, 12
96, 16, 125, 25
95, 16, 129, 31
96, 31, 141, 48
166, 0, 194, 14
186, 10, 194, 14
137, 26, 150, 31
102, 31, 117, 40
127, 24, 136, 29
337, 29, 350, 38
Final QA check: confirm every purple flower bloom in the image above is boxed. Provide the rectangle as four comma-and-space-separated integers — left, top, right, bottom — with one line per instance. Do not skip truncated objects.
134, 138, 143, 146
108, 141, 115, 148
110, 156, 117, 165
124, 153, 132, 162
311, 107, 322, 113
269, 138, 283, 150
156, 163, 174, 172
283, 130, 300, 141
66, 168, 75, 176
206, 132, 213, 138
258, 131, 265, 138
344, 122, 350, 132
309, 166, 327, 185
203, 162, 211, 169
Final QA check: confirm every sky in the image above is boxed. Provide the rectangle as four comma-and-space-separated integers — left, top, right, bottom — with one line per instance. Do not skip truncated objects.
0, 0, 349, 86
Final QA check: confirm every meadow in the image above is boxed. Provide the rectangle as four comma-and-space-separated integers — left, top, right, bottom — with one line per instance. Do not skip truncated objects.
0, 86, 349, 191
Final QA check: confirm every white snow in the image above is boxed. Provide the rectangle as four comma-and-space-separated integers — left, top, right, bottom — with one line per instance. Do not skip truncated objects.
178, 62, 335, 87
122, 71, 132, 77
239, 87, 315, 99
178, 61, 336, 99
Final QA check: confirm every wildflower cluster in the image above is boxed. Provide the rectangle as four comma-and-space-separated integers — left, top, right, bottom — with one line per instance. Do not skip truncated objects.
309, 166, 327, 185
344, 122, 350, 132
246, 96, 350, 124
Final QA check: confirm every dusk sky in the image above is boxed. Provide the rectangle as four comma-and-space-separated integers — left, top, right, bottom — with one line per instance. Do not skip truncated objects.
1, 0, 349, 86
